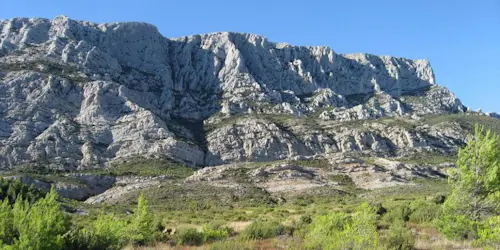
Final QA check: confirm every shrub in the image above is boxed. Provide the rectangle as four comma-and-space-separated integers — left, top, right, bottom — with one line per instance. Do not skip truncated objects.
63, 228, 93, 250
343, 203, 380, 249
74, 213, 128, 250
384, 220, 415, 250
304, 202, 380, 249
242, 220, 285, 240
382, 203, 411, 224
435, 192, 479, 240
299, 214, 313, 225
435, 211, 478, 240
202, 222, 232, 242
304, 211, 350, 249
289, 215, 313, 238
178, 228, 204, 246
475, 216, 500, 249
64, 195, 152, 250
408, 200, 440, 224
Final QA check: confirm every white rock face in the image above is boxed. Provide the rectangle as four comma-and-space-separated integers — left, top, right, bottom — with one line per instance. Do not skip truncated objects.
0, 16, 469, 169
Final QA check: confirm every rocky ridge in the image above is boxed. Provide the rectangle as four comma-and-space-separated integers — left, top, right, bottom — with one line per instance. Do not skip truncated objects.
0, 16, 469, 169
0, 16, 498, 200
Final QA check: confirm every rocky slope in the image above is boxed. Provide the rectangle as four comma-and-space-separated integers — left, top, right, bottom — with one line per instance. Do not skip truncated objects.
0, 16, 472, 171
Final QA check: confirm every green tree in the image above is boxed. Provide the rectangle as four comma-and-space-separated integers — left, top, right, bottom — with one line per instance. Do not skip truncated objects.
0, 199, 14, 245
436, 125, 500, 239
14, 188, 69, 250
0, 178, 43, 204
128, 193, 155, 245
90, 213, 127, 249
0, 188, 69, 250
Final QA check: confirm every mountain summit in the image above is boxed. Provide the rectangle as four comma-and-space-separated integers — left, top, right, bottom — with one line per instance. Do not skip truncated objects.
0, 16, 487, 171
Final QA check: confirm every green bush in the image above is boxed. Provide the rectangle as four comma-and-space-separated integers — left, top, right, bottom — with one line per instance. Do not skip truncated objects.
178, 228, 204, 246
202, 222, 232, 242
384, 220, 415, 250
475, 216, 500, 249
382, 203, 411, 224
291, 215, 313, 238
62, 228, 94, 250
435, 191, 479, 240
304, 211, 350, 249
64, 213, 129, 250
242, 220, 285, 240
0, 184, 160, 250
304, 202, 380, 250
435, 211, 478, 240
408, 200, 440, 224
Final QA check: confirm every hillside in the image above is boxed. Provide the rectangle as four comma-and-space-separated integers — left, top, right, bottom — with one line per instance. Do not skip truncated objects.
0, 15, 499, 201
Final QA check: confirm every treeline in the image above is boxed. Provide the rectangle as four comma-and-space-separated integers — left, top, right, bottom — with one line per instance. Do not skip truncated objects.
0, 183, 158, 250
0, 178, 44, 204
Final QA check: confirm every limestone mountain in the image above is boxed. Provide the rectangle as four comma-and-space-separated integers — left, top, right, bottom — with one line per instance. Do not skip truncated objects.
0, 16, 495, 176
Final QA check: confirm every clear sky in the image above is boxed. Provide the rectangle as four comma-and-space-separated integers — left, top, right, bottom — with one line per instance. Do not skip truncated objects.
1, 0, 499, 112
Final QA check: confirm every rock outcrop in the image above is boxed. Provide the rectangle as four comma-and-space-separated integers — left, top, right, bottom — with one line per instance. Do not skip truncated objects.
0, 16, 473, 170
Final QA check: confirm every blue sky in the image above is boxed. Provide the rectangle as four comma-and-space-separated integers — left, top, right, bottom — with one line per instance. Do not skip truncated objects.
2, 0, 499, 112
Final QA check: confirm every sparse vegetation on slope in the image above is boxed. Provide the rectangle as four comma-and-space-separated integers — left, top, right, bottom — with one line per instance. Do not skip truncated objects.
85, 157, 195, 178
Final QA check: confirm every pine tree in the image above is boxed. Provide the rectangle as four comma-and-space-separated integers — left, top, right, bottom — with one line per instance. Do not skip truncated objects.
129, 193, 155, 245
13, 187, 69, 250
0, 199, 14, 245
436, 125, 500, 239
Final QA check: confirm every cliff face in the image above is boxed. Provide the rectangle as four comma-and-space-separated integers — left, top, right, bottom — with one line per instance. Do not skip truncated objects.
0, 16, 467, 169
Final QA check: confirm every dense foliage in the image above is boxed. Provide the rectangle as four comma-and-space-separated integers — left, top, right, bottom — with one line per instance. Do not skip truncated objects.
304, 202, 380, 250
0, 187, 159, 250
242, 220, 285, 240
436, 125, 500, 248
0, 178, 44, 204
0, 188, 69, 249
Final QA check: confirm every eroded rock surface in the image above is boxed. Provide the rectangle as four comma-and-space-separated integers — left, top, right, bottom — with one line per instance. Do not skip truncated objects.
0, 16, 469, 169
